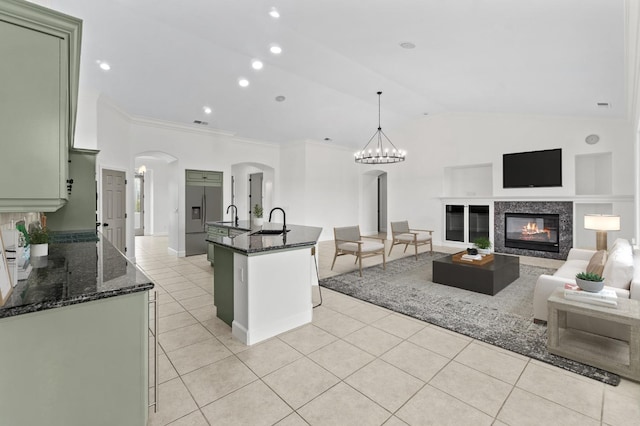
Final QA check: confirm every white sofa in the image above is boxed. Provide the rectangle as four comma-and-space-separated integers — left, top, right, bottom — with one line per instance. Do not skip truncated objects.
533, 238, 640, 340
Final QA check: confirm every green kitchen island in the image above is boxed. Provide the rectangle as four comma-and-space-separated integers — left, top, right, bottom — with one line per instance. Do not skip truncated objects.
207, 221, 322, 345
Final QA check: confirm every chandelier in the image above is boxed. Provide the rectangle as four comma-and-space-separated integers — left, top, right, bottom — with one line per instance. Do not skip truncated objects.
354, 91, 406, 164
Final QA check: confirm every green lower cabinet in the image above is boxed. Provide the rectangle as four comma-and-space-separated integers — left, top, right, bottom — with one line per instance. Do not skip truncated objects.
207, 242, 215, 264
0, 292, 149, 426
213, 245, 234, 326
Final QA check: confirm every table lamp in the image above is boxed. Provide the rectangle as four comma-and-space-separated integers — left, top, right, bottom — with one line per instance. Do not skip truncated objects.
584, 214, 620, 251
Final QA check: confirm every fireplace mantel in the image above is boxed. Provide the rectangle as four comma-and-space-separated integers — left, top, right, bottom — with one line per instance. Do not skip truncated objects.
440, 195, 633, 202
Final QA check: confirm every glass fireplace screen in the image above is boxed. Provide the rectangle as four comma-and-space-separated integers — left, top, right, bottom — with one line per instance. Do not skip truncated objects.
505, 212, 560, 252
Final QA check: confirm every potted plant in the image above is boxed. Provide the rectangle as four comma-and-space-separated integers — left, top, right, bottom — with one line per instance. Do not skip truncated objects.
575, 272, 605, 293
29, 226, 50, 257
473, 236, 492, 255
252, 204, 264, 226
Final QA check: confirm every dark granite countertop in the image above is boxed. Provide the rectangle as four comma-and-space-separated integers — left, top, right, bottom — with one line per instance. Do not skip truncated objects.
206, 221, 322, 254
206, 220, 252, 232
0, 234, 154, 319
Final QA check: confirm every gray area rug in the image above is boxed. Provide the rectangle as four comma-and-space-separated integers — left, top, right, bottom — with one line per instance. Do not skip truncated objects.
320, 251, 620, 386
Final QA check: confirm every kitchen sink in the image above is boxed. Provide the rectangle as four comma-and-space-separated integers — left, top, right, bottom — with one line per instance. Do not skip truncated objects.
250, 229, 291, 236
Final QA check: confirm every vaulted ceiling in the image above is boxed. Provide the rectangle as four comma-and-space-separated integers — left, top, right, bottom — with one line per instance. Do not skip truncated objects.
49, 0, 628, 148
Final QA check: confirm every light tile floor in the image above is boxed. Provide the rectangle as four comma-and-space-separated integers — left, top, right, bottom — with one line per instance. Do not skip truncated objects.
139, 236, 640, 426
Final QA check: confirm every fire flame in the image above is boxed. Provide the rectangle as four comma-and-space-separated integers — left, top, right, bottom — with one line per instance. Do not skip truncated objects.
521, 222, 551, 239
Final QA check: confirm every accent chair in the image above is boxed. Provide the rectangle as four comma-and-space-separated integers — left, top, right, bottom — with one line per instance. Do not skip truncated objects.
331, 226, 386, 277
389, 221, 433, 260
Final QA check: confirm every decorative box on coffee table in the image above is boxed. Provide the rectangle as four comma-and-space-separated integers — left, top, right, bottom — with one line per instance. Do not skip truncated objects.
432, 252, 520, 296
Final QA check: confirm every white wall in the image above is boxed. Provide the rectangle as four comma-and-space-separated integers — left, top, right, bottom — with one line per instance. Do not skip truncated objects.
387, 112, 635, 245
282, 141, 361, 240
279, 143, 307, 225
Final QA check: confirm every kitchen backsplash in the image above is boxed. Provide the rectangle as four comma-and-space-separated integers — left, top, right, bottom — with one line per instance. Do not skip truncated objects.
0, 212, 41, 230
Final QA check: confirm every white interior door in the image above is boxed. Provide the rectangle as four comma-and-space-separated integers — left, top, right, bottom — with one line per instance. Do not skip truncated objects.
102, 169, 126, 253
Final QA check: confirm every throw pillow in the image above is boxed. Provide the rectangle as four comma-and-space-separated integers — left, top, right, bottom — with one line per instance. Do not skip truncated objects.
602, 244, 633, 290
586, 250, 607, 276
609, 238, 630, 257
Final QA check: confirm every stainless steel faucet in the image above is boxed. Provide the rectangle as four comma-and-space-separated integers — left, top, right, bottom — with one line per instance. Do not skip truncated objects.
269, 207, 286, 232
226, 204, 238, 227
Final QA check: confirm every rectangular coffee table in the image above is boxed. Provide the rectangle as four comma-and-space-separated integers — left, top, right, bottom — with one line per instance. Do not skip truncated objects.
547, 289, 640, 381
432, 252, 519, 295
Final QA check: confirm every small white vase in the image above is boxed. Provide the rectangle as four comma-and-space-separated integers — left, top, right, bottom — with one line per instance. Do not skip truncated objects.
477, 248, 491, 255
253, 218, 264, 227
31, 243, 48, 257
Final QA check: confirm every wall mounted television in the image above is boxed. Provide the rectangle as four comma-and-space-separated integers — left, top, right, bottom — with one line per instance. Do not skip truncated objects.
503, 148, 562, 188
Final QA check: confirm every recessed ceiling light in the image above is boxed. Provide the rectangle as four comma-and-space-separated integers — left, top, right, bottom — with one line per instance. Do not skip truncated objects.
269, 7, 280, 18
251, 60, 264, 70
399, 42, 416, 49
275, 95, 286, 102
203, 106, 212, 114
270, 44, 282, 55
97, 61, 111, 71
238, 78, 250, 87
324, 137, 332, 141
597, 102, 611, 108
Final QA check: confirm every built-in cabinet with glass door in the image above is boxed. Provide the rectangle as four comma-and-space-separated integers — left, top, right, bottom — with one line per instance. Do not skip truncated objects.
445, 204, 491, 244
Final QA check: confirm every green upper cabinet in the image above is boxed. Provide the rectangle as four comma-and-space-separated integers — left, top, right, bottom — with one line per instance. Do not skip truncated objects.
186, 169, 223, 187
0, 0, 82, 212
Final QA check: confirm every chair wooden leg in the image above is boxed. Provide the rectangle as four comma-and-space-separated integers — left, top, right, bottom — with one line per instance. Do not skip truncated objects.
429, 240, 433, 254
403, 244, 409, 253
331, 252, 338, 270
414, 243, 418, 260
358, 254, 363, 277
388, 242, 394, 257
382, 249, 386, 269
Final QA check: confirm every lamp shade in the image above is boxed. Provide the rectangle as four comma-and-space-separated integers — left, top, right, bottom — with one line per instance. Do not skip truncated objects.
584, 214, 620, 231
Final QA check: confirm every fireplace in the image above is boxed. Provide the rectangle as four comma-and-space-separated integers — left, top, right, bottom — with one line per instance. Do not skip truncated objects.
495, 201, 571, 260
505, 212, 560, 253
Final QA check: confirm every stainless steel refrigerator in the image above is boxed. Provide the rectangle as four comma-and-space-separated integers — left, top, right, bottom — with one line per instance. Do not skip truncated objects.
185, 184, 222, 256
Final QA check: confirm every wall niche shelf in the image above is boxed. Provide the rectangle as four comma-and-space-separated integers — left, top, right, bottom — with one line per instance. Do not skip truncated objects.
443, 163, 493, 198
575, 152, 612, 196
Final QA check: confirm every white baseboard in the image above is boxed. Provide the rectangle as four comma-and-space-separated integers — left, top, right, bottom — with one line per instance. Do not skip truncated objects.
167, 247, 184, 257
232, 321, 248, 344
237, 309, 312, 346
152, 232, 168, 237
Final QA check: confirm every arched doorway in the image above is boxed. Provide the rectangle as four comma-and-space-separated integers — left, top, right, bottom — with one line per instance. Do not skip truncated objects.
134, 151, 178, 236
230, 162, 275, 221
